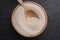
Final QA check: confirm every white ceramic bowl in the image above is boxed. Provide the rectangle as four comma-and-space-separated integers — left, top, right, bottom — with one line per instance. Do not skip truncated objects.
11, 1, 48, 37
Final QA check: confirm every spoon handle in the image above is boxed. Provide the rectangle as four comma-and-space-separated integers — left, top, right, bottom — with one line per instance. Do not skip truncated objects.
18, 0, 25, 7
18, 0, 28, 12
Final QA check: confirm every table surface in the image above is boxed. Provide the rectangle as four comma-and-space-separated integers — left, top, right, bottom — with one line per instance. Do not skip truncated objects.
0, 0, 60, 40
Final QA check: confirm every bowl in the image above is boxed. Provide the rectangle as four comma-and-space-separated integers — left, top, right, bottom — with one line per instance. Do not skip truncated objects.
11, 1, 48, 37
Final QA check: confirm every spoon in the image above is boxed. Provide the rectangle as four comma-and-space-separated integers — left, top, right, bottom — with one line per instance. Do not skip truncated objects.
17, 0, 27, 11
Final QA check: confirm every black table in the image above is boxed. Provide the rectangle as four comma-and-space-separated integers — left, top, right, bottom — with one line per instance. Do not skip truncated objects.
0, 0, 60, 40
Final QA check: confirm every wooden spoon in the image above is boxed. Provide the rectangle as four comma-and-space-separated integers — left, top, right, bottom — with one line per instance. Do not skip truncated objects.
17, 0, 27, 11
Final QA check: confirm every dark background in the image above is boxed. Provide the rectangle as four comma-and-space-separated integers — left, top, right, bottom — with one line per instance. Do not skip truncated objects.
0, 0, 60, 40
